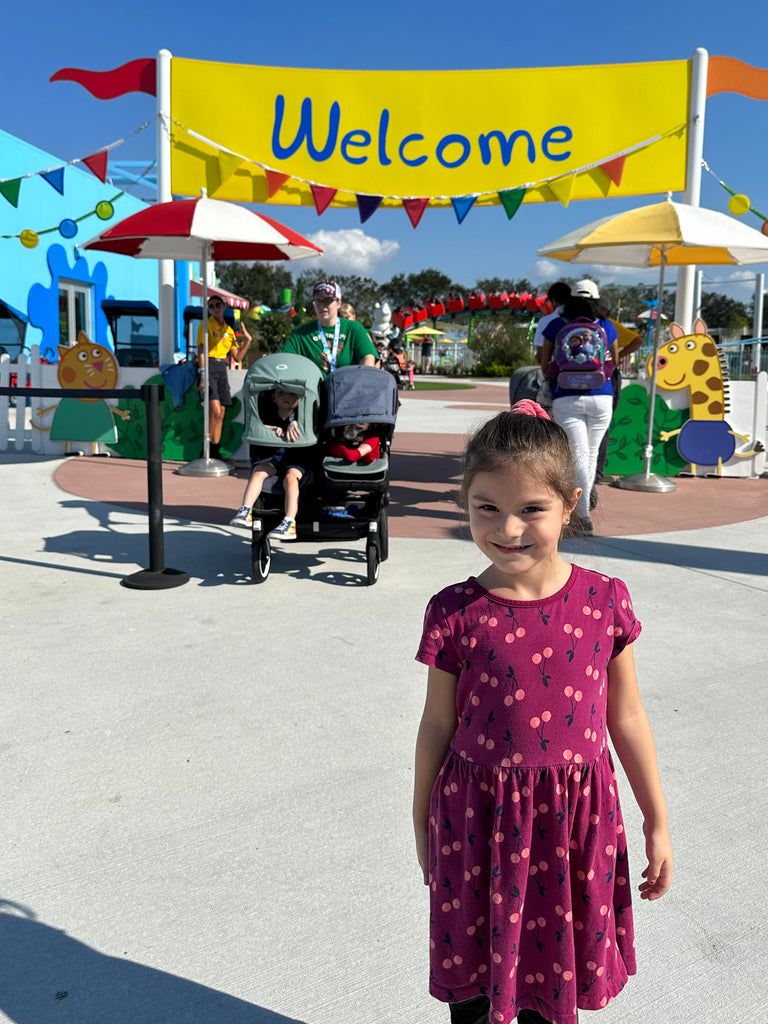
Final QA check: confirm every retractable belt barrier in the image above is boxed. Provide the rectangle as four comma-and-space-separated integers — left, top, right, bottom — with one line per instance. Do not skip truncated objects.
0, 383, 189, 590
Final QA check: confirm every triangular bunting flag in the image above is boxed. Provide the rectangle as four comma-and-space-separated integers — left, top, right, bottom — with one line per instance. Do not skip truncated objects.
357, 194, 383, 224
588, 166, 613, 197
549, 176, 574, 208
0, 178, 22, 207
41, 168, 65, 195
216, 151, 244, 187
310, 184, 337, 215
451, 195, 477, 224
82, 150, 108, 183
403, 197, 429, 229
599, 155, 626, 187
498, 187, 526, 220
535, 183, 557, 204
265, 170, 291, 198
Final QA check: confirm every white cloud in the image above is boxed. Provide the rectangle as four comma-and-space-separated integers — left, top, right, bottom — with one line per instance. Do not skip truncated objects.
535, 259, 561, 279
701, 269, 762, 293
305, 228, 399, 275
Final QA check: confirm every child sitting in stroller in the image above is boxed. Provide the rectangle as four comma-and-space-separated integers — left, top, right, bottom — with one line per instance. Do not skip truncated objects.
230, 387, 309, 541
329, 422, 381, 464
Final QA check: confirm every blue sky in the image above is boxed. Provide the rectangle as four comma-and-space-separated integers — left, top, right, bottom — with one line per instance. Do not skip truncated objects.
4, 0, 768, 305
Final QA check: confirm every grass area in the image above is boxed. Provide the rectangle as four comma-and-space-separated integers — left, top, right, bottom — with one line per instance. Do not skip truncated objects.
414, 381, 475, 391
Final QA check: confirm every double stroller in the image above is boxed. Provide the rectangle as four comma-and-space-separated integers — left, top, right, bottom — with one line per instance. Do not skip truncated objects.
241, 353, 398, 585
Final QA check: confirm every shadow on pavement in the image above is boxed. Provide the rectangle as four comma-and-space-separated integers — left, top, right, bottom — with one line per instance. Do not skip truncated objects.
562, 536, 768, 576
0, 900, 306, 1024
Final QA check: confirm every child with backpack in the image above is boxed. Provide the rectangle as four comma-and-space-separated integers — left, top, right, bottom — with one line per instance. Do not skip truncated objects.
540, 281, 618, 535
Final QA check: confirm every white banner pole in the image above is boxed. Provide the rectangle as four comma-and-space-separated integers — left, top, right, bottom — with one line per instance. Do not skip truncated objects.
156, 48, 175, 366
674, 47, 709, 333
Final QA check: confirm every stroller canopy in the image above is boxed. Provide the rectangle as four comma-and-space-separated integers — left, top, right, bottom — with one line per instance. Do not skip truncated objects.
243, 352, 324, 448
323, 365, 399, 429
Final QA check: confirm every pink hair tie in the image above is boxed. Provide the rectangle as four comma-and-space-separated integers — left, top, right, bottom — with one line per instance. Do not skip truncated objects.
510, 399, 551, 420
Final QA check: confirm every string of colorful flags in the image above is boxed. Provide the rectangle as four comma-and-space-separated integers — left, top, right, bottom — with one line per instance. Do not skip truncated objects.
701, 160, 768, 234
0, 155, 157, 249
173, 117, 690, 228
1, 112, 695, 243
0, 118, 157, 248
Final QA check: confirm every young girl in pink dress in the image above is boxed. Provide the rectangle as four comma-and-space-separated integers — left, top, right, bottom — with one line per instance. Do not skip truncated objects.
413, 401, 672, 1024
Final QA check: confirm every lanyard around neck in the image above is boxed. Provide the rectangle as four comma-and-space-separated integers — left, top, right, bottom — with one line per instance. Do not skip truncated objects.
317, 319, 341, 372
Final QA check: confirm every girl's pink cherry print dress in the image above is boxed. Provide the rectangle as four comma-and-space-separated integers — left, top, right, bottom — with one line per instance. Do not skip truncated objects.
416, 566, 641, 1024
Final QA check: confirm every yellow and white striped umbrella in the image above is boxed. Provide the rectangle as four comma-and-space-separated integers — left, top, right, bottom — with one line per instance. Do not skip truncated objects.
537, 198, 768, 267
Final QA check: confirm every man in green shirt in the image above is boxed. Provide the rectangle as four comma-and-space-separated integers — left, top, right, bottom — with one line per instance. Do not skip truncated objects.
282, 280, 377, 376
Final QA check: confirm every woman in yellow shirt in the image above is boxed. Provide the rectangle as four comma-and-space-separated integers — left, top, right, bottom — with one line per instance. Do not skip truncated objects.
197, 297, 251, 459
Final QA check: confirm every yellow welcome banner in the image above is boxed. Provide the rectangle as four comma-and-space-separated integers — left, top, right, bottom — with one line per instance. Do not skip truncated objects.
170, 59, 691, 207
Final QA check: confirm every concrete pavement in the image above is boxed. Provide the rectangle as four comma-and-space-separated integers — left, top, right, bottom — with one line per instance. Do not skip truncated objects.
0, 382, 766, 1024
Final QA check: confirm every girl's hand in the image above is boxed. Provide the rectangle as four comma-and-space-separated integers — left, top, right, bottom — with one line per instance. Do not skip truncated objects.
639, 823, 673, 900
273, 426, 284, 438
415, 829, 430, 885
285, 421, 300, 442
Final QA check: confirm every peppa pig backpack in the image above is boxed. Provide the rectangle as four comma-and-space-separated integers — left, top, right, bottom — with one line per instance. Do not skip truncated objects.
549, 317, 608, 389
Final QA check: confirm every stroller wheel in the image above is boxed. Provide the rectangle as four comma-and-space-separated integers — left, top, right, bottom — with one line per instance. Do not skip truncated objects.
366, 542, 380, 586
252, 537, 272, 584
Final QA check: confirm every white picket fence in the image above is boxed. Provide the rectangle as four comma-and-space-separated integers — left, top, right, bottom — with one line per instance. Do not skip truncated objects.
0, 347, 162, 456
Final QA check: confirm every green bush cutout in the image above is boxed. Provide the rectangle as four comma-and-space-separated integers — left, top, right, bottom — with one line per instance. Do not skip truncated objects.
604, 384, 688, 477
108, 375, 243, 461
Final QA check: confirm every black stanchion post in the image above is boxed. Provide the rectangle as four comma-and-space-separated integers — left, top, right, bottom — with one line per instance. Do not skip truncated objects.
122, 383, 190, 590
145, 382, 165, 573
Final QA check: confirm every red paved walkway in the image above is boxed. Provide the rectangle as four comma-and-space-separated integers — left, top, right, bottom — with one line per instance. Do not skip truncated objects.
53, 386, 766, 539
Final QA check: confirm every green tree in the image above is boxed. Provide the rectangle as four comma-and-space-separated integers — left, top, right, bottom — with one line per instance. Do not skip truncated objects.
294, 266, 327, 322
382, 269, 465, 308
248, 311, 295, 355
215, 262, 293, 308
474, 277, 536, 296
469, 318, 532, 376
699, 291, 750, 330
333, 275, 384, 325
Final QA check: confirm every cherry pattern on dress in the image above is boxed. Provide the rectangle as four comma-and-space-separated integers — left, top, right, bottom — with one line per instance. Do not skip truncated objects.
417, 565, 641, 1024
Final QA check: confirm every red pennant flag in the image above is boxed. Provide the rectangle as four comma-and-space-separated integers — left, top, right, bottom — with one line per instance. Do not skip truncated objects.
50, 58, 157, 99
265, 170, 291, 198
402, 197, 429, 229
82, 151, 108, 183
600, 156, 626, 187
310, 184, 337, 215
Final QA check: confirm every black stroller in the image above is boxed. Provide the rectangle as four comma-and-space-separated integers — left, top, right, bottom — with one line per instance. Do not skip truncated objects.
382, 349, 408, 389
241, 355, 398, 585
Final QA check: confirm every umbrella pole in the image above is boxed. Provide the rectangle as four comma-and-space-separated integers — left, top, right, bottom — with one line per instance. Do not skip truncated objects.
178, 241, 231, 477
615, 251, 676, 493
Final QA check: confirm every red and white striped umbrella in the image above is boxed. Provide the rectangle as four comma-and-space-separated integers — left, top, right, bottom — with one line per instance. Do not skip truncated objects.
83, 192, 322, 262
83, 192, 321, 474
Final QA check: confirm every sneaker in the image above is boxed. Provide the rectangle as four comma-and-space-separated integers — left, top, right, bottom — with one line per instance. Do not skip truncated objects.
229, 505, 252, 528
268, 517, 297, 541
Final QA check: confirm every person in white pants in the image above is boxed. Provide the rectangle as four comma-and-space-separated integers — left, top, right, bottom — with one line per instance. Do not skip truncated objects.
540, 280, 619, 533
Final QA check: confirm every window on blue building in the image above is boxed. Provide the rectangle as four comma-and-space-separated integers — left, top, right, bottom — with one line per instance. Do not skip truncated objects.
58, 280, 91, 346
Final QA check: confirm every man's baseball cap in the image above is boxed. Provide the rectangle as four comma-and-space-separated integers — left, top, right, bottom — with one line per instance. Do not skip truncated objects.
312, 279, 342, 301
573, 279, 600, 299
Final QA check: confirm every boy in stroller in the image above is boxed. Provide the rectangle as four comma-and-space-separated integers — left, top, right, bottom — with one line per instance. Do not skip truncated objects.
229, 386, 309, 540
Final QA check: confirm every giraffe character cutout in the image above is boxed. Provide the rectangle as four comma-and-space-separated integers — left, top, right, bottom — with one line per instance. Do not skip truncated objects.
35, 332, 131, 453
650, 318, 763, 475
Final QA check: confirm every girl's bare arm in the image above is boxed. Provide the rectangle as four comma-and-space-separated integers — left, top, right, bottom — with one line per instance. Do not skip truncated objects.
607, 645, 673, 900
413, 666, 459, 884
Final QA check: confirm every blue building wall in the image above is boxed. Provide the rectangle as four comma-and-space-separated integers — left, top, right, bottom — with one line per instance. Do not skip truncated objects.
0, 128, 190, 360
